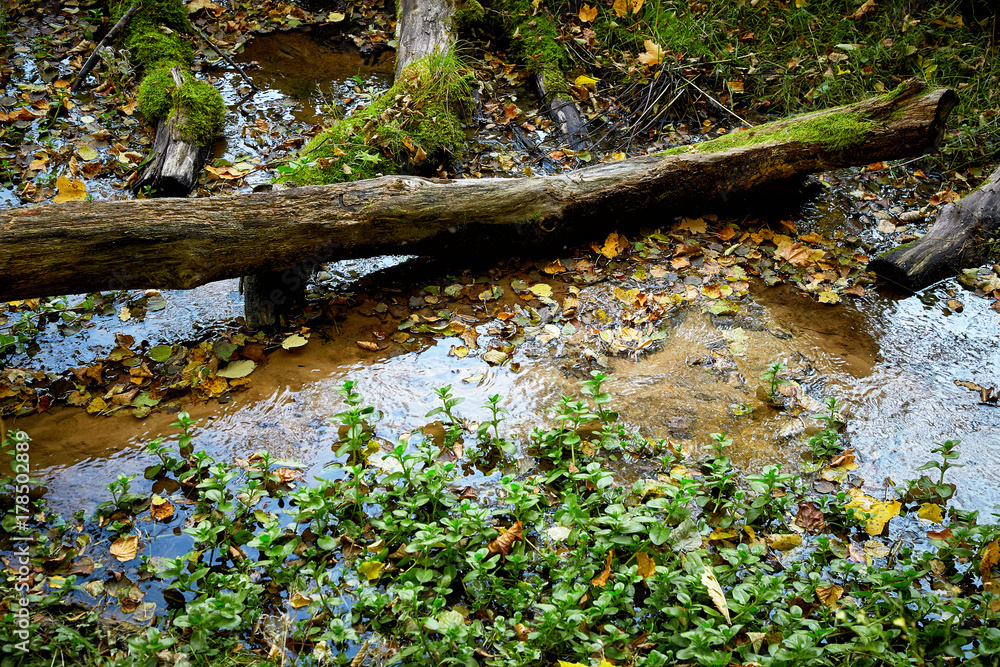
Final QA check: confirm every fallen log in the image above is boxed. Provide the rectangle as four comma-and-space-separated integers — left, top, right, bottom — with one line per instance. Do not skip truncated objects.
0, 83, 956, 303
868, 165, 1000, 291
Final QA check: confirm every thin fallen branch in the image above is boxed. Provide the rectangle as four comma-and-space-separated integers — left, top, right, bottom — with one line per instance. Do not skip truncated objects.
70, 5, 138, 94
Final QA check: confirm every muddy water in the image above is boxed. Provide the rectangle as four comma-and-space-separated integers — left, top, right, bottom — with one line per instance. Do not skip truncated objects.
15, 273, 1000, 516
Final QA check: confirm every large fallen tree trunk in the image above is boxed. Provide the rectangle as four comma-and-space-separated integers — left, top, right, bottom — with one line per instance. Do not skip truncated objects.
0, 83, 956, 303
868, 165, 1000, 291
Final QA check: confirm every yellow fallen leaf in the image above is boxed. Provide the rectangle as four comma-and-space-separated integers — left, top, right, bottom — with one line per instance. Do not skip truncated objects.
767, 533, 803, 551
981, 540, 999, 576
578, 3, 597, 21
358, 560, 384, 581
110, 534, 139, 562
845, 487, 901, 535
701, 567, 731, 623
529, 283, 553, 298
593, 231, 628, 259
638, 39, 664, 67
816, 584, 844, 608
818, 291, 841, 304
591, 549, 614, 586
918, 502, 944, 523
574, 74, 599, 86
53, 175, 87, 203
289, 592, 313, 608
636, 552, 656, 579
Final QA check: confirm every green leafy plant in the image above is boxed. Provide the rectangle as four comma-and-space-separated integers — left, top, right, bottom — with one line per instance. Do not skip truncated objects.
760, 360, 789, 404
808, 396, 845, 459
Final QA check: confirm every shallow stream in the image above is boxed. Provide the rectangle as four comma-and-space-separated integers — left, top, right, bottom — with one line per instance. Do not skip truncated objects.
5, 25, 1000, 544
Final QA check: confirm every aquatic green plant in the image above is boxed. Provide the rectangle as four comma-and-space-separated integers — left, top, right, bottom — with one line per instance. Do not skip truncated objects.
760, 360, 790, 404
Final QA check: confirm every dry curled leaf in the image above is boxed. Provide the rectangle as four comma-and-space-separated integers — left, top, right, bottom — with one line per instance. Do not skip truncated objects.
816, 584, 844, 608
488, 521, 523, 556
150, 495, 174, 521
110, 534, 139, 562
636, 552, 656, 579
701, 567, 731, 623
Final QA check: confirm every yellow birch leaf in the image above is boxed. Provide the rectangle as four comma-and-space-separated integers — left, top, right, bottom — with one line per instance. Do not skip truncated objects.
700, 567, 731, 623
918, 502, 944, 523
53, 175, 87, 203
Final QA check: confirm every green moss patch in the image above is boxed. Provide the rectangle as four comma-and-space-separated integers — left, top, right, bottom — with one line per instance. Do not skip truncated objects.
137, 68, 225, 144
693, 111, 873, 154
279, 50, 473, 186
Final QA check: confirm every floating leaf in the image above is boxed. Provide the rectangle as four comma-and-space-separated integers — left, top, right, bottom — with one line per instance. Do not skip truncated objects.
918, 502, 944, 523
701, 567, 731, 623
282, 334, 308, 350
529, 283, 553, 298
546, 525, 572, 541
53, 175, 87, 203
110, 534, 139, 562
217, 359, 256, 379
289, 592, 313, 608
148, 344, 173, 362
845, 487, 901, 535
150, 495, 174, 521
818, 291, 841, 304
76, 145, 98, 161
768, 533, 803, 551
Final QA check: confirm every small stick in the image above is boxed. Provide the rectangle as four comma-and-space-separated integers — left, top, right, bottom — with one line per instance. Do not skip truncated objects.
192, 23, 258, 93
70, 4, 138, 94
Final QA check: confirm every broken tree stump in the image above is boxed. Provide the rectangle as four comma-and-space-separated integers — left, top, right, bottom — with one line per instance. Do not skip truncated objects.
0, 84, 957, 306
134, 67, 217, 197
869, 165, 1000, 291
535, 73, 588, 149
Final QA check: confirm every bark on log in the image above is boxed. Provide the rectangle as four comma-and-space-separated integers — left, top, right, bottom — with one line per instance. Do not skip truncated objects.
243, 0, 459, 328
0, 83, 956, 303
868, 166, 1000, 291
535, 73, 588, 149
133, 67, 213, 197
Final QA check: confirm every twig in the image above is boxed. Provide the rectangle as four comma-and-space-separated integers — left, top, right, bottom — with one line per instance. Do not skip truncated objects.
70, 4, 138, 94
684, 77, 753, 127
192, 23, 258, 93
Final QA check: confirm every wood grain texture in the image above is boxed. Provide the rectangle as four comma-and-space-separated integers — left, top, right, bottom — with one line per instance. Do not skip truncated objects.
0, 85, 956, 302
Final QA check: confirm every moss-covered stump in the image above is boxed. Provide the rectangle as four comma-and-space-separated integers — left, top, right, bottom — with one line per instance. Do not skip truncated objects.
104, 0, 224, 195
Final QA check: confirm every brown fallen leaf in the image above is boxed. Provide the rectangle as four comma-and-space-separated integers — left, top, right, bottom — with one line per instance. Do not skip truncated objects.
982, 539, 999, 577
488, 521, 523, 556
796, 501, 827, 533
591, 549, 614, 586
356, 340, 380, 351
150, 495, 174, 521
110, 534, 139, 562
852, 0, 875, 19
272, 467, 304, 483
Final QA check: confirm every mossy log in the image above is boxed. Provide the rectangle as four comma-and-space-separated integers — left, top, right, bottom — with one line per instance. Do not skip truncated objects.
244, 0, 460, 328
134, 67, 214, 197
0, 85, 957, 307
868, 166, 1000, 291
